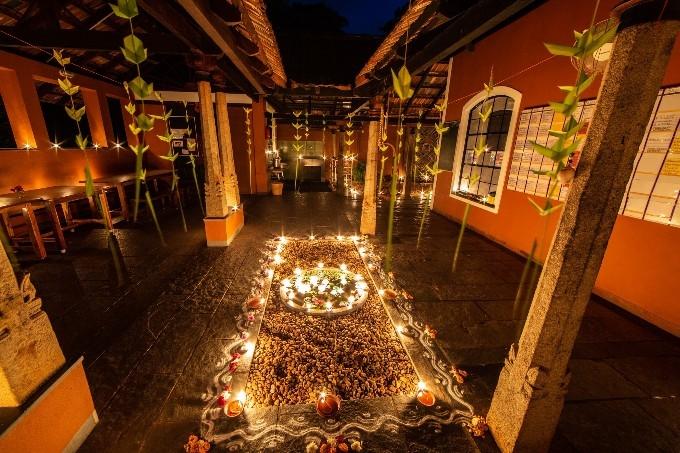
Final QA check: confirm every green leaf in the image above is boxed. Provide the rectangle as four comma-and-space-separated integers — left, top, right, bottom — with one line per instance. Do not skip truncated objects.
391, 65, 414, 101
157, 132, 172, 143
110, 0, 138, 19
549, 100, 576, 117
544, 42, 580, 57
469, 172, 480, 186
65, 105, 86, 122
130, 144, 149, 156
345, 139, 355, 146
75, 134, 89, 150
52, 49, 70, 66
531, 168, 556, 177
435, 122, 449, 135
528, 193, 563, 216
160, 153, 178, 162
121, 34, 147, 64
585, 25, 617, 57
125, 102, 136, 115
129, 123, 141, 136
128, 76, 153, 99
58, 77, 79, 96
479, 102, 493, 122
530, 141, 562, 161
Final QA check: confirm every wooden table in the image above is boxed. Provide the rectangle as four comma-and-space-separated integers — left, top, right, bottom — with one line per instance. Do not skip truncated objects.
0, 186, 112, 258
84, 170, 173, 221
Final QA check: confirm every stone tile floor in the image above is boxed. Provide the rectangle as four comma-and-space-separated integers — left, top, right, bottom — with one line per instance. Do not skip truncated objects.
18, 191, 680, 452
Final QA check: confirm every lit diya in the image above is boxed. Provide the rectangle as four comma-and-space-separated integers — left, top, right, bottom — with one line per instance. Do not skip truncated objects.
316, 391, 340, 417
226, 391, 246, 417
416, 381, 435, 406
247, 296, 264, 310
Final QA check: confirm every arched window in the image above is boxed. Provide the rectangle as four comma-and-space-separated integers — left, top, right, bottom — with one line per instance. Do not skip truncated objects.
450, 86, 521, 213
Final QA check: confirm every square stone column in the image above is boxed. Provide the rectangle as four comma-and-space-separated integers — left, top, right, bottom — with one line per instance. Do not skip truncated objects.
487, 13, 680, 453
215, 92, 241, 208
198, 81, 231, 246
0, 246, 65, 406
360, 121, 379, 235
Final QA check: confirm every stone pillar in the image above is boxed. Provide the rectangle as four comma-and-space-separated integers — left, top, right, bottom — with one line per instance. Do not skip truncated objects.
360, 121, 379, 235
215, 92, 240, 208
0, 246, 65, 406
252, 96, 269, 194
198, 81, 228, 218
487, 12, 680, 453
198, 81, 242, 247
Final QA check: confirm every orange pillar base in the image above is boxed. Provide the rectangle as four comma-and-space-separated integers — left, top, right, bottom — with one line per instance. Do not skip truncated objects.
203, 204, 245, 247
0, 358, 97, 453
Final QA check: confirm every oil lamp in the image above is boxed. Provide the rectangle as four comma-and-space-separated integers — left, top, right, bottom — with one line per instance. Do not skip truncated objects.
227, 390, 246, 417
316, 391, 340, 417
416, 381, 435, 406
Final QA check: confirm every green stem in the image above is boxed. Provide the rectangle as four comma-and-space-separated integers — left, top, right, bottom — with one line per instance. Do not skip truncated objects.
385, 152, 400, 272
378, 159, 385, 195
451, 203, 471, 273
190, 156, 205, 216
145, 190, 166, 246
416, 191, 431, 249
513, 239, 537, 340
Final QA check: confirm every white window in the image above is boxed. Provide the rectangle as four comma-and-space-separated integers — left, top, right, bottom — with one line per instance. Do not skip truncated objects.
450, 86, 521, 213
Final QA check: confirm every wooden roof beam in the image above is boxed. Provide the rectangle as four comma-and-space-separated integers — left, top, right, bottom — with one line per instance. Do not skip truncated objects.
177, 0, 265, 94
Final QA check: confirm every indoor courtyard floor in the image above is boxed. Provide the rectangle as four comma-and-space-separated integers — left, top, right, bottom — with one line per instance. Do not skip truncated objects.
17, 192, 680, 453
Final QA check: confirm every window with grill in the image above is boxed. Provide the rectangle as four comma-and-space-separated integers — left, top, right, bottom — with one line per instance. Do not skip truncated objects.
450, 87, 521, 213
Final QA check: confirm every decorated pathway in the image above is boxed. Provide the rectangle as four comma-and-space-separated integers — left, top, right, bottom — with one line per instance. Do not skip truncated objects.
24, 192, 680, 452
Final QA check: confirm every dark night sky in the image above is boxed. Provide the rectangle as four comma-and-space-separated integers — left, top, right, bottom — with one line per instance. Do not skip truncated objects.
294, 0, 409, 35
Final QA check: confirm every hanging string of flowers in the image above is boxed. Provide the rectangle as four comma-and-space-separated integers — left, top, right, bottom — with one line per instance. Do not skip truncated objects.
292, 110, 304, 191
450, 70, 494, 272
415, 106, 447, 248
154, 93, 187, 232
344, 112, 356, 188
182, 100, 205, 217
377, 104, 389, 195
513, 18, 616, 338
385, 65, 414, 271
243, 106, 254, 194
108, 0, 165, 245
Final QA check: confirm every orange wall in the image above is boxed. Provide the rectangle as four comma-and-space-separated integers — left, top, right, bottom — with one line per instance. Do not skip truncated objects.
0, 359, 96, 453
0, 51, 170, 191
432, 0, 680, 335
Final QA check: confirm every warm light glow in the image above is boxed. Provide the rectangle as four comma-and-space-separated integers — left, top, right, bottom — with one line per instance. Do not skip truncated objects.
336, 235, 344, 241
396, 324, 404, 334
350, 235, 359, 241
325, 301, 332, 311
317, 262, 324, 269
23, 143, 33, 150
378, 289, 385, 296
418, 381, 426, 392
93, 143, 101, 149
236, 390, 247, 403
294, 268, 302, 276
309, 234, 315, 240
244, 342, 255, 354
339, 263, 348, 272
279, 236, 287, 244
50, 142, 61, 150
274, 254, 282, 264
266, 269, 274, 278
114, 142, 122, 149
319, 391, 327, 401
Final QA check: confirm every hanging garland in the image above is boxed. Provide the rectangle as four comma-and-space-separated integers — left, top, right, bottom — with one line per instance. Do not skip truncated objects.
243, 106, 254, 193
292, 110, 304, 191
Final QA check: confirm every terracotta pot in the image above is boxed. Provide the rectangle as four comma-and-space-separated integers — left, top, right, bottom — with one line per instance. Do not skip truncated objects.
417, 389, 435, 406
316, 393, 340, 417
272, 182, 284, 196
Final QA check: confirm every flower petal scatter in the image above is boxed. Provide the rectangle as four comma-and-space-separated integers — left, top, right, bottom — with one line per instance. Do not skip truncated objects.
184, 434, 211, 453
245, 239, 418, 406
